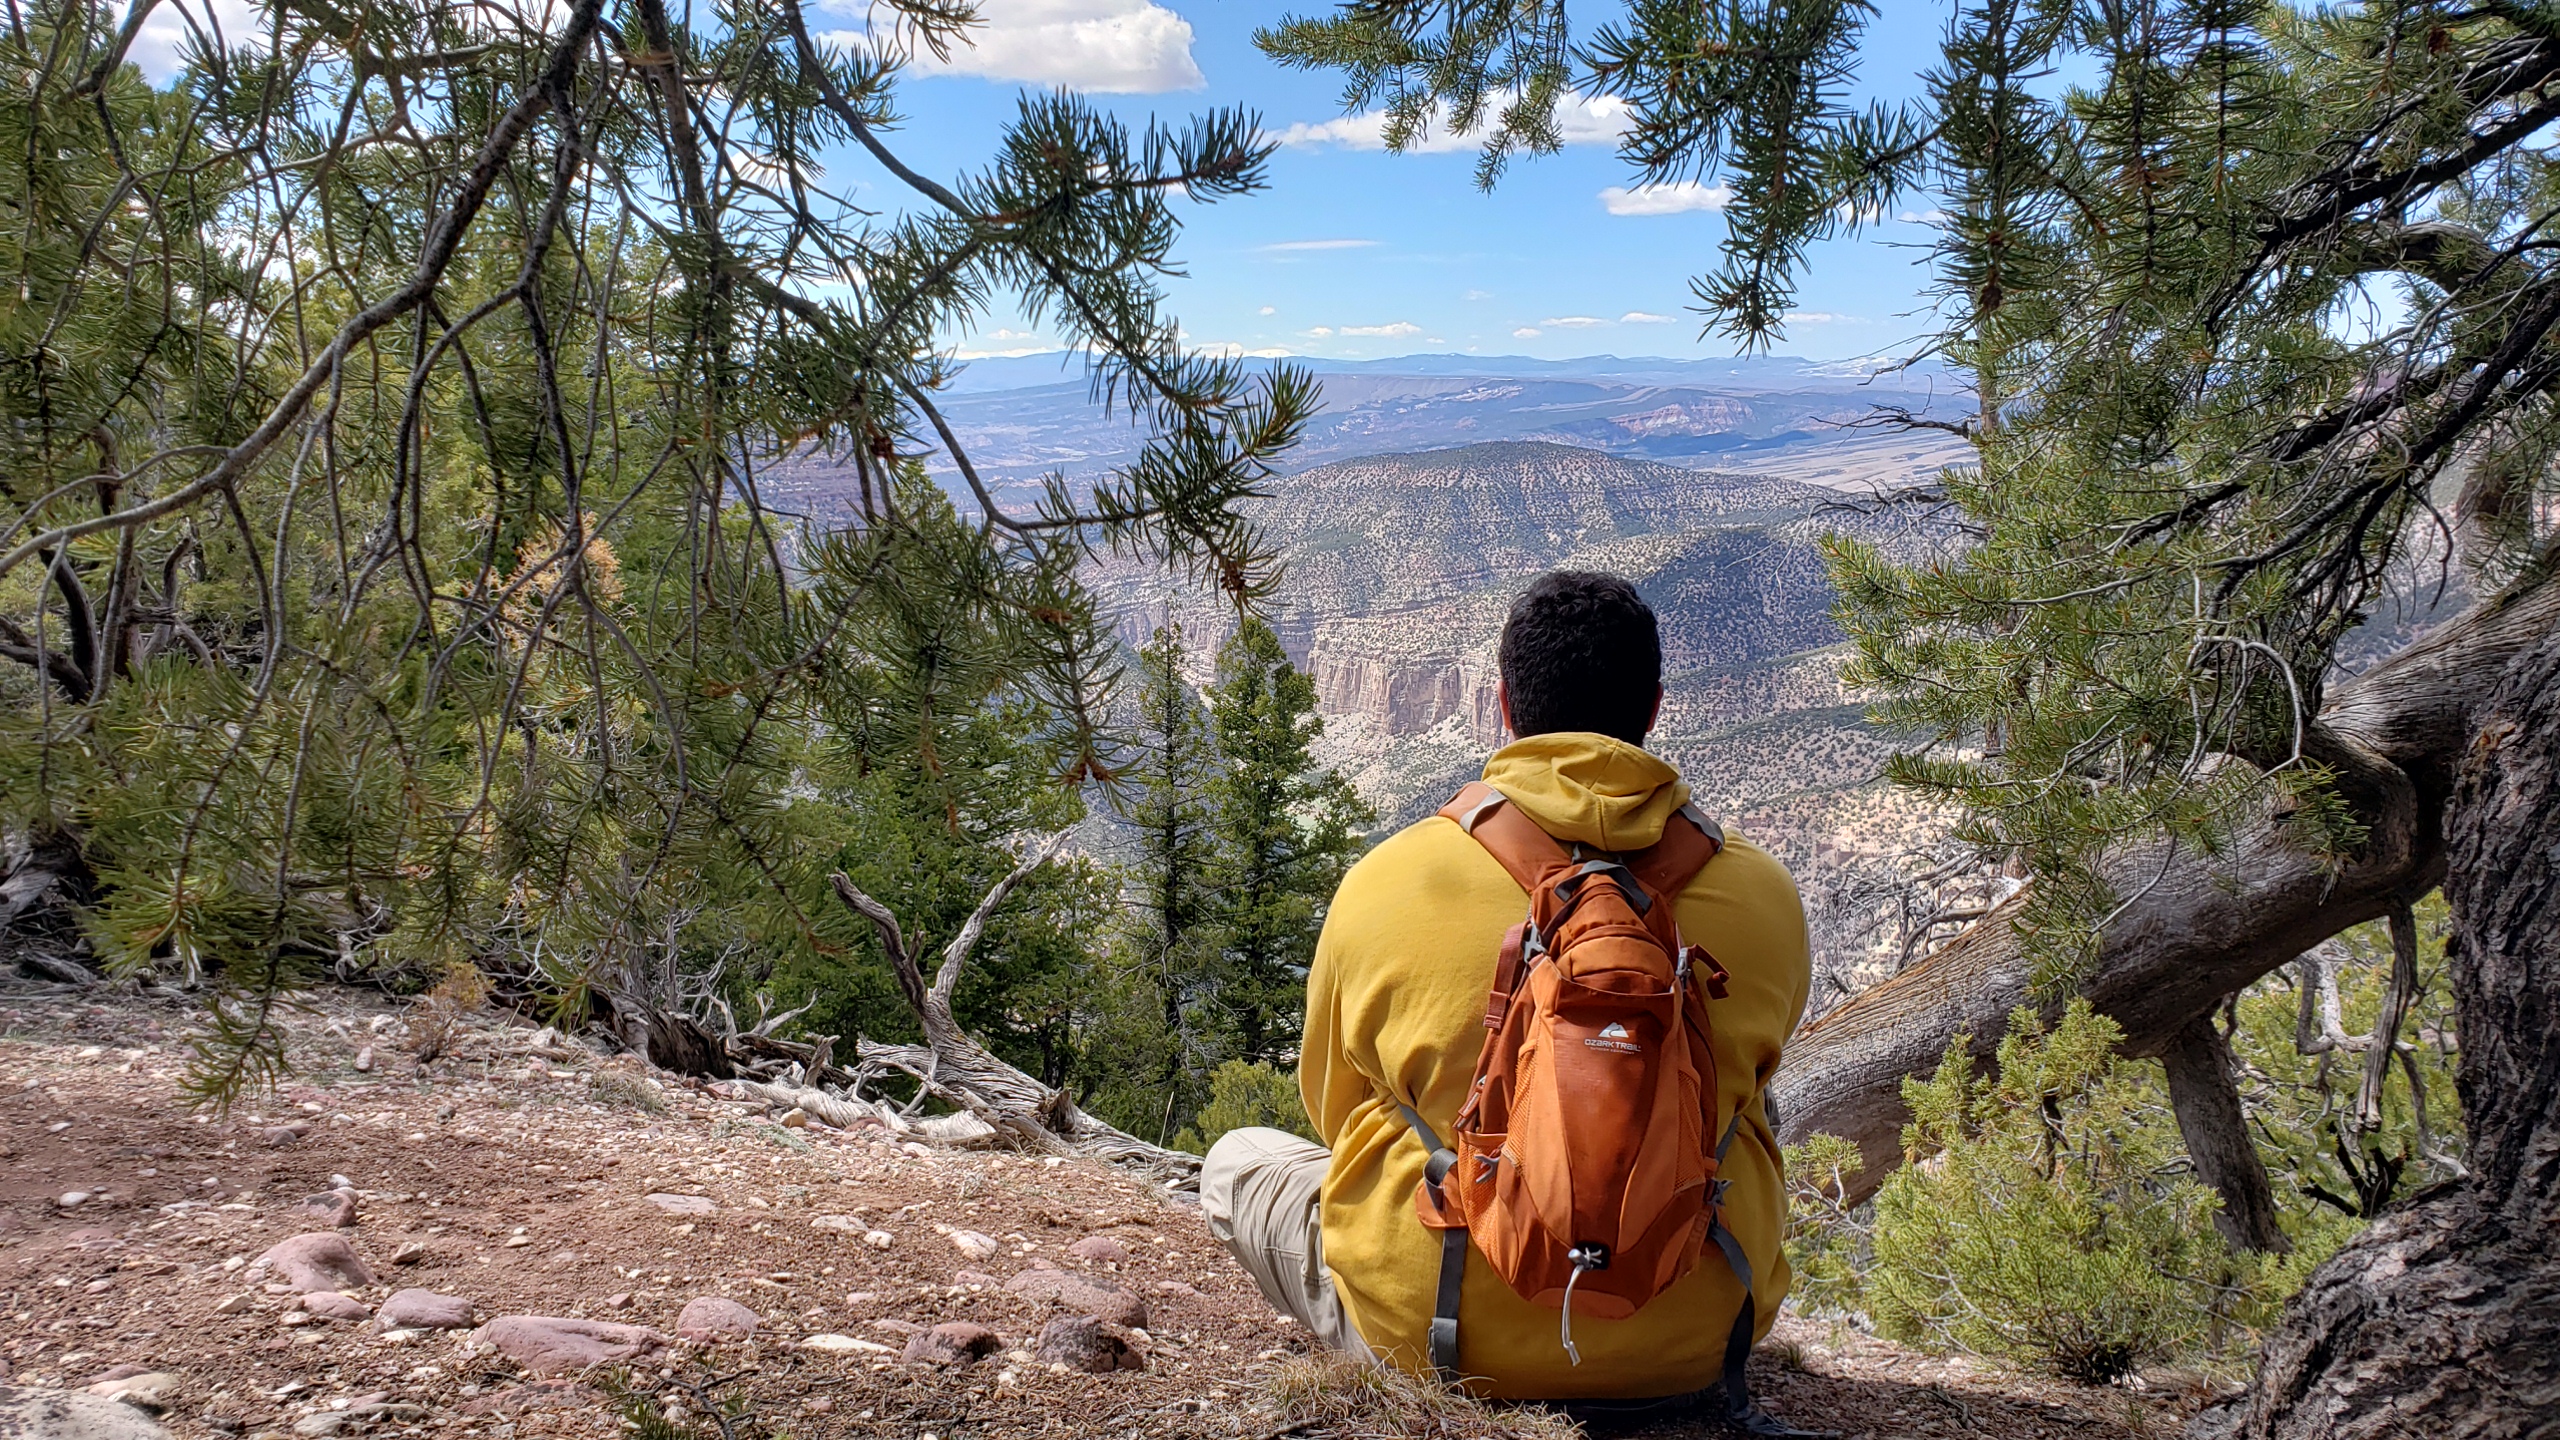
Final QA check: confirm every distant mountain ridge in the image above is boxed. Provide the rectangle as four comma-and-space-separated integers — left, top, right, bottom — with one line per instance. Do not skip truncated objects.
756, 357, 1973, 527
1086, 439, 1943, 856
936, 350, 1954, 394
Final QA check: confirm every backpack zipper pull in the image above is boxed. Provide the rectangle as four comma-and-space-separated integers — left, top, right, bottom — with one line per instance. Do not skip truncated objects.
1559, 1243, 1609, 1366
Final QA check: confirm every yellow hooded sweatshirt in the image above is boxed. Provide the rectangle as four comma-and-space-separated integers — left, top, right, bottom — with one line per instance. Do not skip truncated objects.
1301, 732, 1810, 1398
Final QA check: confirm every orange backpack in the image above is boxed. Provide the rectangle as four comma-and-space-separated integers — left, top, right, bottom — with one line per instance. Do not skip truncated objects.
1399, 781, 1763, 1412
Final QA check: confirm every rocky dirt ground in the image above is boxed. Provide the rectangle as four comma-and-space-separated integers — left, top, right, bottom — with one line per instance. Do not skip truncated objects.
0, 984, 2215, 1440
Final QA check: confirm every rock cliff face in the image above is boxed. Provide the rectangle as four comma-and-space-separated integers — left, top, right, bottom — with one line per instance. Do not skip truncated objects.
1305, 648, 1502, 742
1085, 440, 1946, 850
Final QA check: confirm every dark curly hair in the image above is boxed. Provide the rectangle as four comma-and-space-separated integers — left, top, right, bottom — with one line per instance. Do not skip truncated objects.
1497, 571, 1662, 745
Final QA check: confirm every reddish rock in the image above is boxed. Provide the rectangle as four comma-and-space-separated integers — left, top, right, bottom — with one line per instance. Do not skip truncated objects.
867, 1318, 923, 1335
297, 1190, 357, 1228
251, 1233, 377, 1293
1034, 1315, 1147, 1373
902, 1322, 1001, 1366
300, 1290, 372, 1322
377, 1289, 475, 1329
79, 1364, 152, 1387
951, 1269, 1001, 1288
1004, 1270, 1148, 1329
258, 1126, 306, 1147
674, 1297, 759, 1344
470, 1316, 671, 1375
1152, 1280, 1201, 1298
1067, 1236, 1130, 1264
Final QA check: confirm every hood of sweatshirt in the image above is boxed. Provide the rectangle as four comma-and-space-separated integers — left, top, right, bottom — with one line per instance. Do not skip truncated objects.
1479, 731, 1690, 853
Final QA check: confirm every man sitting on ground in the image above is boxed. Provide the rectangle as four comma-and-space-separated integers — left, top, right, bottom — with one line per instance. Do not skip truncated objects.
1202, 570, 1811, 1418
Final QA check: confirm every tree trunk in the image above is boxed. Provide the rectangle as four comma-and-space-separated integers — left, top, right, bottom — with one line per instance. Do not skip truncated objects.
2161, 1013, 2290, 1254
2195, 604, 2560, 1437
1774, 572, 2560, 1203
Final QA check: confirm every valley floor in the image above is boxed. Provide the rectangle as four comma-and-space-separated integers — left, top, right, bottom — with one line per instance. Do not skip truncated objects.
0, 986, 2213, 1440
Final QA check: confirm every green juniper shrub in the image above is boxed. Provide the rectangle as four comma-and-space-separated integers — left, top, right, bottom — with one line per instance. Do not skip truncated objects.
1779, 1130, 1870, 1317
1173, 1058, 1317, 1154
1867, 1001, 2229, 1384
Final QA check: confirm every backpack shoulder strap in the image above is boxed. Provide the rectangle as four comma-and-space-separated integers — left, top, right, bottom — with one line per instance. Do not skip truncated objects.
1629, 800, 1724, 898
1436, 782, 1571, 894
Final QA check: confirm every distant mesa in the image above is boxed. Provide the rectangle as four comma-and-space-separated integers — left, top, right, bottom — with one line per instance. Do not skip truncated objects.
757, 355, 1971, 526
1087, 438, 1953, 851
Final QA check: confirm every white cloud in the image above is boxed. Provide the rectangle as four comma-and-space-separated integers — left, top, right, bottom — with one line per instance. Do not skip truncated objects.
1782, 311, 1865, 324
1258, 305, 1277, 315
128, 0, 273, 80
1513, 327, 1542, 338
1599, 181, 1735, 216
1340, 321, 1422, 337
1258, 239, 1378, 252
1555, 95, 1634, 144
1196, 342, 1299, 358
956, 344, 1069, 358
1898, 209, 1953, 226
1276, 94, 1631, 153
1620, 311, 1673, 323
834, 0, 1202, 94
1541, 316, 1608, 329
1302, 327, 1334, 338
1464, 289, 1493, 301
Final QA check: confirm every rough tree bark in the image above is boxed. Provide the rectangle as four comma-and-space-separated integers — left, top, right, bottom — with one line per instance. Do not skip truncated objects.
2161, 1013, 2290, 1254
2197, 597, 2560, 1438
1773, 573, 2560, 1204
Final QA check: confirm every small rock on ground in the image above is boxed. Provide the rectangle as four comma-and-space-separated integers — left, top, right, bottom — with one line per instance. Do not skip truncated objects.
296, 1189, 357, 1228
0, 1386, 172, 1440
1034, 1316, 1147, 1374
644, 1193, 715, 1215
1067, 1235, 1129, 1264
82, 1372, 179, 1413
471, 1316, 671, 1376
1004, 1270, 1148, 1328
675, 1297, 759, 1344
299, 1291, 371, 1322
376, 1289, 474, 1329
250, 1233, 378, 1294
903, 1322, 1002, 1366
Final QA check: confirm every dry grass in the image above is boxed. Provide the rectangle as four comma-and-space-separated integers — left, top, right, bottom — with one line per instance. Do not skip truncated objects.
588, 1068, 670, 1113
1267, 1352, 1583, 1439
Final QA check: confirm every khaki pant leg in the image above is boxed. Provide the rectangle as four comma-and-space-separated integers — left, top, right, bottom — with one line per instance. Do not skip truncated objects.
1201, 1127, 1368, 1358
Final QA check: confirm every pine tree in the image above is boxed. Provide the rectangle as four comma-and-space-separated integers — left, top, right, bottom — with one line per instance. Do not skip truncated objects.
0, 0, 1313, 1100
1121, 625, 1228, 1134
1204, 618, 1372, 1065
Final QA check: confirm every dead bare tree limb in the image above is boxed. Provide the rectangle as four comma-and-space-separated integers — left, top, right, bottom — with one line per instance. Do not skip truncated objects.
825, 838, 1201, 1185
1777, 570, 2560, 1204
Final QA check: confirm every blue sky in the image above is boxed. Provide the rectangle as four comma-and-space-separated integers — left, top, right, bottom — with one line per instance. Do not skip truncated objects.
853, 0, 1964, 364
129, 0, 1962, 366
